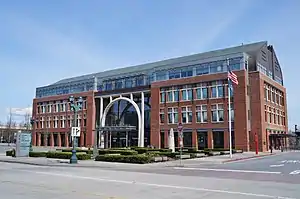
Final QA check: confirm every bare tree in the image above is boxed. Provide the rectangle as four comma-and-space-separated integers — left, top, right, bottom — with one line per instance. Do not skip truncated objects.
5, 108, 17, 143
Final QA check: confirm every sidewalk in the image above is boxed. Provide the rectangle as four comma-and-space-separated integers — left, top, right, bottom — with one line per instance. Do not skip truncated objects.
0, 151, 280, 169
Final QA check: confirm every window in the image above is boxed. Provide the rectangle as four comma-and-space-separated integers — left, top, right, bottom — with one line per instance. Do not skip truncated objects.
115, 80, 123, 89
47, 104, 52, 113
169, 69, 181, 79
182, 106, 193, 123
195, 83, 208, 99
196, 64, 209, 75
54, 116, 58, 128
160, 91, 166, 103
125, 78, 132, 88
181, 68, 193, 77
168, 107, 178, 124
159, 108, 165, 124
196, 105, 208, 123
181, 86, 193, 101
211, 104, 224, 122
46, 117, 51, 128
228, 103, 234, 121
135, 76, 144, 86
211, 81, 224, 98
166, 88, 179, 102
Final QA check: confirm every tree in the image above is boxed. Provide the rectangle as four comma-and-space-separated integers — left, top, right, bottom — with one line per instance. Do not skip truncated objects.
5, 108, 17, 143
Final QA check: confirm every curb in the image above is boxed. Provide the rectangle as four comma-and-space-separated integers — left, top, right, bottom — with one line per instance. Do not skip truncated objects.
222, 153, 276, 163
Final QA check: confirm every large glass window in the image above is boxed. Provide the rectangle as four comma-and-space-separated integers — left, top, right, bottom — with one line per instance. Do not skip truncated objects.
156, 71, 167, 81
196, 105, 208, 123
211, 104, 224, 122
168, 107, 178, 124
135, 76, 144, 86
182, 106, 193, 123
115, 80, 123, 89
196, 64, 209, 75
125, 78, 132, 88
105, 82, 112, 90
181, 68, 193, 77
169, 69, 181, 79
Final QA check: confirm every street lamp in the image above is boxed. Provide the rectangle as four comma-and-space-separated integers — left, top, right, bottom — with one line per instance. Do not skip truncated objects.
69, 96, 83, 164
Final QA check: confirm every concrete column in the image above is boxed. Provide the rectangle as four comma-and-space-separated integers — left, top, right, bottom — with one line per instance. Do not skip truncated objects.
99, 97, 104, 148
141, 92, 145, 147
65, 133, 69, 148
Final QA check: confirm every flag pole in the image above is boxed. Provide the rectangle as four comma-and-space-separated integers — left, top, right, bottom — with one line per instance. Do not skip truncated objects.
227, 58, 233, 158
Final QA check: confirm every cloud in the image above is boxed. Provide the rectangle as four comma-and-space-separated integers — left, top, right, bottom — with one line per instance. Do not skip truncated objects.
6, 107, 32, 116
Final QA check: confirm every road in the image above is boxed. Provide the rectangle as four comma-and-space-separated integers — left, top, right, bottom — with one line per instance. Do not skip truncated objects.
0, 151, 300, 199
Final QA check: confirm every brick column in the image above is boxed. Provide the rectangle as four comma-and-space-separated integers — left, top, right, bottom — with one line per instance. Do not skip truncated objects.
44, 134, 47, 146
65, 133, 69, 147
50, 133, 54, 147
58, 133, 61, 147
208, 130, 213, 149
164, 129, 169, 149
150, 87, 160, 148
32, 132, 36, 146
192, 130, 198, 149
224, 130, 229, 149
37, 133, 41, 146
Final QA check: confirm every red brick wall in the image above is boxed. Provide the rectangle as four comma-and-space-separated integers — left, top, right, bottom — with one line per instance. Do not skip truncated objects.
150, 70, 249, 151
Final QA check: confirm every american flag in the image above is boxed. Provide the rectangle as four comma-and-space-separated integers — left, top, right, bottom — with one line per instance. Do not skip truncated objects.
227, 63, 239, 85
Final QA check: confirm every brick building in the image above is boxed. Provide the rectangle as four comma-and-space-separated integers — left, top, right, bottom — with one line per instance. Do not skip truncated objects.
32, 41, 288, 152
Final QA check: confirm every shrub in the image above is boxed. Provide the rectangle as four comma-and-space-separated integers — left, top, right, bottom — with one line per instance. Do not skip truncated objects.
133, 147, 171, 154
95, 154, 153, 164
61, 148, 93, 154
158, 152, 180, 158
29, 152, 47, 157
46, 152, 91, 160
6, 150, 14, 156
98, 149, 138, 156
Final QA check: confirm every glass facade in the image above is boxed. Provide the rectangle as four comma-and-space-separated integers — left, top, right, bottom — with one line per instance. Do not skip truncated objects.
36, 56, 245, 98
96, 93, 151, 148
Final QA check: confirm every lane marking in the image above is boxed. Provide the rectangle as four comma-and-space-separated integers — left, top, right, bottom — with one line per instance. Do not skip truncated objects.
289, 170, 300, 175
173, 167, 282, 174
18, 169, 294, 199
269, 164, 284, 168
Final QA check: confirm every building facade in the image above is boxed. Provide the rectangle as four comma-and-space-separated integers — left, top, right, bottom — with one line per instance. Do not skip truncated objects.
31, 41, 288, 152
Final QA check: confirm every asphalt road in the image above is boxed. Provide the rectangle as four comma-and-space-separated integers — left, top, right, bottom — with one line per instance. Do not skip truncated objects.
1, 153, 300, 199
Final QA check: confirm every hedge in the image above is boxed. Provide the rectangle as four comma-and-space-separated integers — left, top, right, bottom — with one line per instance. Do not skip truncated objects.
61, 148, 93, 154
133, 147, 171, 154
29, 152, 47, 157
98, 149, 138, 156
95, 154, 153, 164
6, 150, 15, 157
46, 152, 91, 160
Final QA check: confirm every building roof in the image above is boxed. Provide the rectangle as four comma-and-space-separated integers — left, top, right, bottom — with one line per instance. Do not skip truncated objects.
51, 41, 267, 86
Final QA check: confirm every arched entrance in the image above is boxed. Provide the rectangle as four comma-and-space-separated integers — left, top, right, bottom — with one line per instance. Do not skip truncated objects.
100, 96, 144, 147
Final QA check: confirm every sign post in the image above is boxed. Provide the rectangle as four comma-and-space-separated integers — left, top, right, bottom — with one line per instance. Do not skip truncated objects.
178, 123, 183, 167
15, 131, 32, 157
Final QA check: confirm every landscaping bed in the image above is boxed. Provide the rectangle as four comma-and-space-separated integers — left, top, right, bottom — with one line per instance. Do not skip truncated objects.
5, 147, 243, 164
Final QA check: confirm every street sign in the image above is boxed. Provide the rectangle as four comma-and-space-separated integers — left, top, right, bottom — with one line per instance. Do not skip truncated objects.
71, 127, 81, 137
15, 131, 32, 157
178, 123, 183, 138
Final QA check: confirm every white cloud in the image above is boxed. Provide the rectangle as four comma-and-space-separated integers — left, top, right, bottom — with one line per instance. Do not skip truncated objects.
6, 107, 32, 116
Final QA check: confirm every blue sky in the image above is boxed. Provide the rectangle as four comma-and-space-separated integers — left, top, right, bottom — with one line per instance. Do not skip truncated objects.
0, 0, 299, 128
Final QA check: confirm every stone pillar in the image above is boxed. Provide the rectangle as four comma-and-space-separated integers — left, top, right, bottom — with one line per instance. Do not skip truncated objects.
50, 133, 54, 147
65, 133, 69, 147
37, 133, 41, 146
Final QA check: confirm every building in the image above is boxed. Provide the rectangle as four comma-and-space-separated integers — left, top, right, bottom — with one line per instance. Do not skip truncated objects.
31, 41, 288, 152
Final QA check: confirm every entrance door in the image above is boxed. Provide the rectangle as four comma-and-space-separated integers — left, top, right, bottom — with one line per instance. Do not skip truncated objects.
197, 132, 208, 150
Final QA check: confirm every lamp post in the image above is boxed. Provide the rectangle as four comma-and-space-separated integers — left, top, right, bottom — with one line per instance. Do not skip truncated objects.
30, 118, 35, 152
69, 96, 83, 164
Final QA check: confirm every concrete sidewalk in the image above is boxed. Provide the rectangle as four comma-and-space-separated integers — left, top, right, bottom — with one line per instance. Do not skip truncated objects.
0, 151, 281, 169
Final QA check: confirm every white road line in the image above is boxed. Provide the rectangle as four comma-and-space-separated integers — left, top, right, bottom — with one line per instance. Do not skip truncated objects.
269, 164, 284, 167
19, 170, 294, 199
289, 170, 300, 175
173, 167, 282, 174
